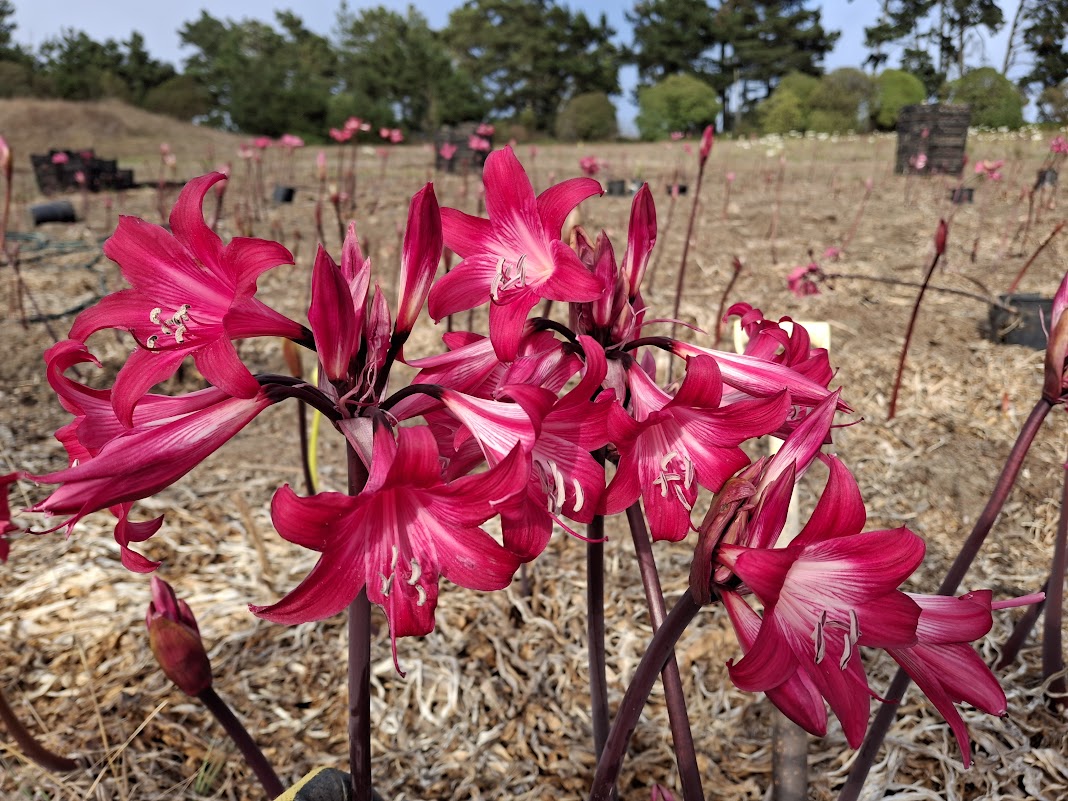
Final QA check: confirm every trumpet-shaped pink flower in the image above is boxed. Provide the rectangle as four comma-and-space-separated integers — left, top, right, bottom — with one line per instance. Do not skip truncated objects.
429, 146, 604, 360
251, 424, 525, 662
69, 172, 305, 425
30, 382, 275, 536
439, 142, 458, 161
603, 356, 790, 541
787, 262, 823, 297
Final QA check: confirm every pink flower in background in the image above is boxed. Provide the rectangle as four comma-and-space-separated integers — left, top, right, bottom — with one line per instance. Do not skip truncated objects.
476, 123, 496, 137
579, 156, 602, 177
726, 171, 736, 183
389, 128, 405, 144
439, 142, 458, 161
343, 116, 363, 132
68, 172, 305, 423
822, 246, 841, 262
51, 152, 69, 165
0, 136, 10, 179
974, 159, 1004, 181
253, 136, 272, 150
909, 153, 927, 171
700, 125, 714, 164
74, 170, 86, 186
159, 143, 171, 156
429, 146, 603, 360
237, 143, 253, 160
279, 134, 304, 151
1050, 135, 1068, 154
146, 576, 213, 696
329, 127, 352, 143
468, 135, 491, 152
316, 150, 327, 181
682, 143, 693, 156
251, 424, 526, 662
670, 131, 684, 141
787, 262, 823, 297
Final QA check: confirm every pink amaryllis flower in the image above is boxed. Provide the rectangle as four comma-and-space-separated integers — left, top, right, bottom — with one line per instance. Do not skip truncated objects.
428, 146, 604, 360
974, 159, 1004, 181
602, 356, 790, 541
69, 173, 306, 425
251, 424, 526, 663
439, 142, 458, 161
787, 262, 823, 297
29, 380, 275, 538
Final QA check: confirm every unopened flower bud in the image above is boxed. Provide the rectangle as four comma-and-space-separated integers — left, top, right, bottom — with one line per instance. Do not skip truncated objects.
700, 125, 714, 165
935, 219, 948, 255
0, 136, 11, 181
146, 576, 212, 696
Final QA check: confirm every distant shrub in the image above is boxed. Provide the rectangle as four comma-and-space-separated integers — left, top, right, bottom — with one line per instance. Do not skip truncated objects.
636, 74, 720, 141
143, 75, 213, 121
873, 69, 927, 129
946, 67, 1024, 128
555, 91, 618, 142
760, 90, 806, 133
1038, 82, 1068, 125
776, 72, 821, 107
808, 68, 874, 132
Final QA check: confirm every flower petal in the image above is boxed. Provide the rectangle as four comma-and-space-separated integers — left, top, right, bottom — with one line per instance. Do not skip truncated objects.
536, 176, 603, 236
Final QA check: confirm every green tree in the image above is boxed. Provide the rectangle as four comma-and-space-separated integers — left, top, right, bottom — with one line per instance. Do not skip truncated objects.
1038, 82, 1068, 124
335, 4, 485, 132
555, 92, 618, 141
759, 89, 806, 132
635, 73, 720, 140
872, 69, 927, 129
38, 29, 125, 100
1017, 1, 1068, 96
143, 74, 213, 120
180, 11, 337, 136
946, 66, 1024, 128
444, 0, 621, 132
806, 68, 875, 132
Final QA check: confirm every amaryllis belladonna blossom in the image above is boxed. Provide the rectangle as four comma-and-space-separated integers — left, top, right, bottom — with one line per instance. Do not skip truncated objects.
429, 146, 604, 360
252, 424, 526, 663
69, 172, 307, 425
146, 576, 213, 696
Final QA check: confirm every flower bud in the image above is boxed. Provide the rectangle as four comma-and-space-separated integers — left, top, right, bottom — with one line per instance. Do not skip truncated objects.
146, 576, 212, 696
0, 136, 11, 182
699, 125, 714, 165
935, 218, 948, 255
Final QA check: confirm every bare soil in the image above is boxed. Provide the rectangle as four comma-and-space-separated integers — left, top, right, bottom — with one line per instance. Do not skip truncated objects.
2, 100, 1067, 801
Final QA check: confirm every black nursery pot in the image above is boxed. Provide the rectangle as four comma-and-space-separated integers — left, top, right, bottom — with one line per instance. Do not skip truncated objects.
273, 185, 296, 203
30, 200, 77, 226
988, 293, 1054, 350
606, 179, 628, 196
949, 187, 974, 204
1036, 168, 1059, 189
667, 183, 688, 196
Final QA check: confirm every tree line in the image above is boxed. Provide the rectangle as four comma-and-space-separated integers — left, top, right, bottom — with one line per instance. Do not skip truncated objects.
0, 0, 1065, 140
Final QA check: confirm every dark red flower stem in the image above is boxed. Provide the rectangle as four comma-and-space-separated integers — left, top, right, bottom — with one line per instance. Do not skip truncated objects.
838, 396, 1052, 801
0, 684, 79, 773
625, 504, 704, 801
346, 444, 373, 801
198, 687, 283, 799
586, 451, 611, 789
1043, 455, 1068, 703
1006, 220, 1066, 295
887, 225, 946, 421
589, 590, 702, 801
714, 258, 744, 347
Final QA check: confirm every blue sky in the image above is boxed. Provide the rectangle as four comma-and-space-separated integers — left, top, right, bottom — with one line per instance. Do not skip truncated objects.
12, 1, 1022, 131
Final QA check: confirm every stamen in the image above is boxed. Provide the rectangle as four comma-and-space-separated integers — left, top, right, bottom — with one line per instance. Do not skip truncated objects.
572, 478, 584, 513
173, 324, 187, 344
813, 610, 828, 664
549, 459, 566, 511
149, 307, 163, 324
390, 545, 399, 570
407, 558, 422, 586
673, 484, 693, 512
380, 573, 394, 597
415, 585, 427, 607
146, 335, 159, 349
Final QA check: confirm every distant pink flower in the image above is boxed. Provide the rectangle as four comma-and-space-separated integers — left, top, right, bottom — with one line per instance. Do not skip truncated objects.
579, 156, 602, 177
159, 143, 171, 156
439, 142, 458, 161
279, 134, 304, 150
910, 153, 927, 171
251, 424, 526, 660
329, 127, 352, 143
316, 150, 327, 181
670, 131, 684, 141
1051, 135, 1068, 155
682, 144, 693, 155
476, 123, 496, 137
237, 143, 253, 160
0, 136, 10, 180
822, 246, 841, 262
68, 173, 305, 424
253, 136, 272, 150
726, 171, 736, 183
468, 135, 491, 152
429, 146, 603, 360
974, 159, 1004, 181
787, 262, 823, 297
74, 170, 86, 186
51, 152, 69, 165
389, 128, 404, 144
700, 125, 714, 164
343, 116, 363, 132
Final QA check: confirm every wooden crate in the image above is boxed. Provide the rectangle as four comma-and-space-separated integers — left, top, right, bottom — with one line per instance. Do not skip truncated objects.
30, 149, 136, 194
894, 104, 971, 176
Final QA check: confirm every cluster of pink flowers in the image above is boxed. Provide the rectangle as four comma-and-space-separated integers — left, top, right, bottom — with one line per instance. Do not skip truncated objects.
379, 127, 404, 144
1050, 135, 1068, 155
974, 159, 1004, 181
579, 155, 603, 177
18, 146, 1027, 768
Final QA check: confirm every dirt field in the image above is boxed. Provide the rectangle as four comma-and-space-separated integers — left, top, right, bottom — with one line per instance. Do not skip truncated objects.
2, 99, 1068, 800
